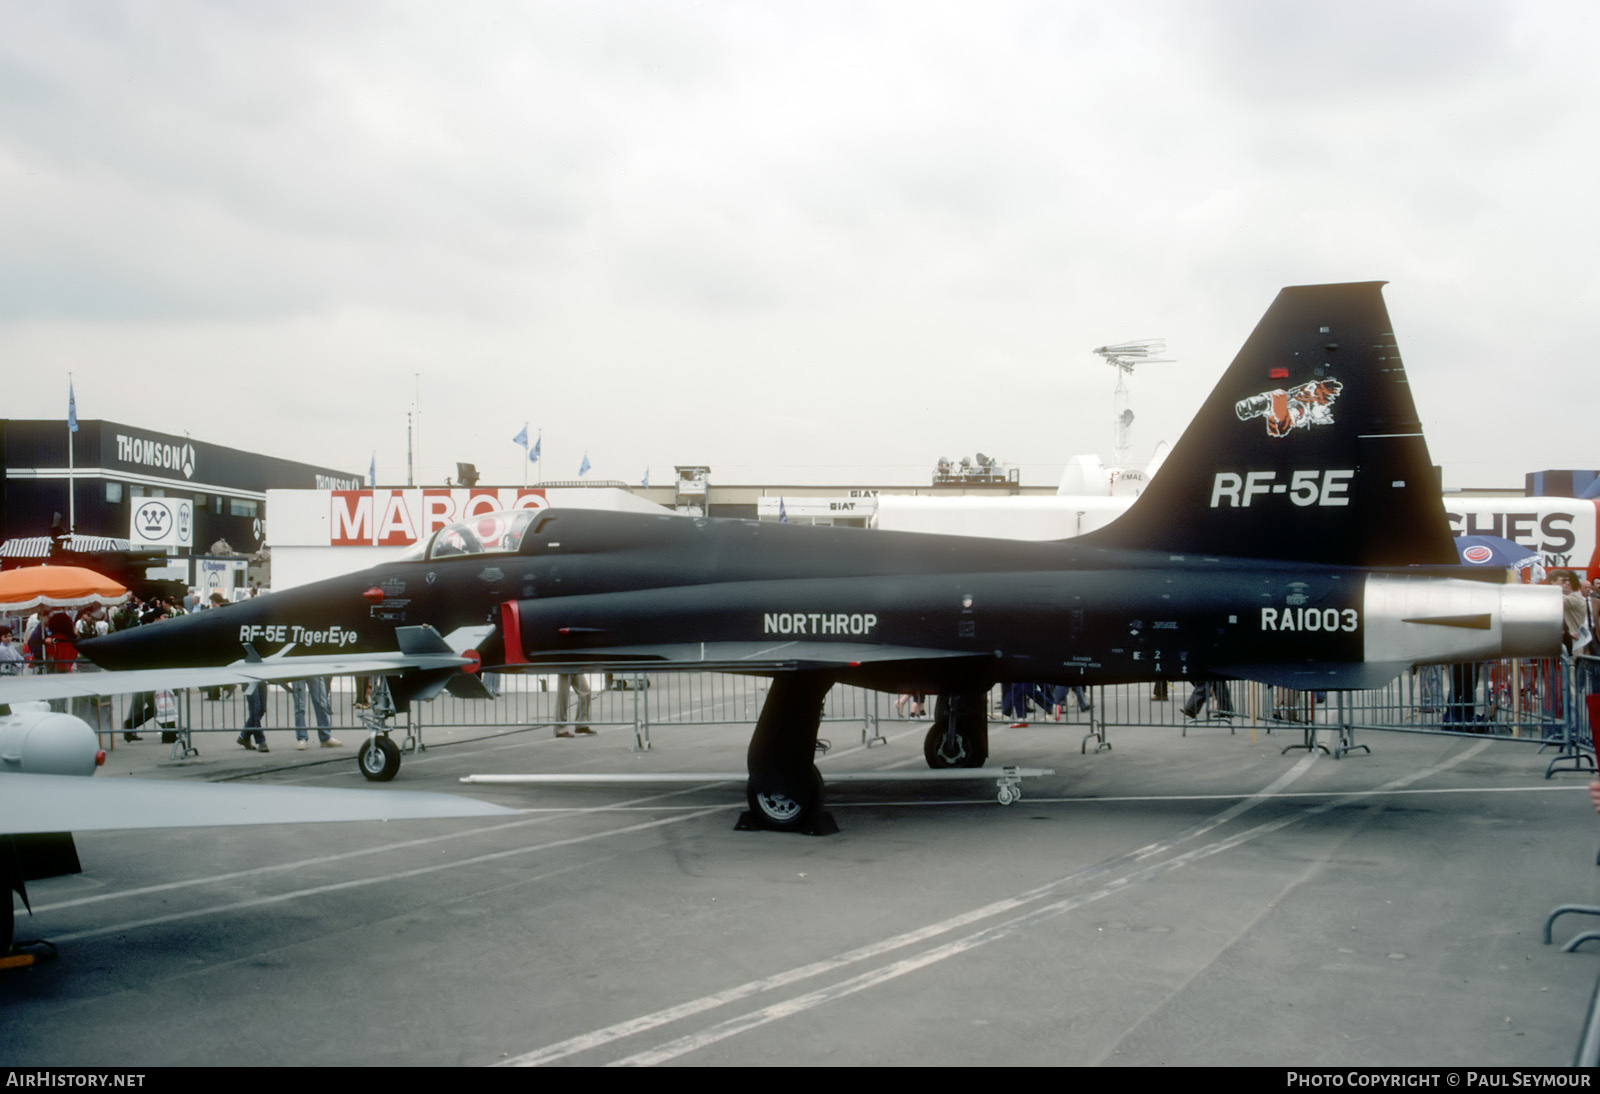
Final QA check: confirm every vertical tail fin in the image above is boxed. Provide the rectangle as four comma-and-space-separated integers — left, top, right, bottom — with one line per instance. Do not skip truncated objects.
1081, 282, 1456, 566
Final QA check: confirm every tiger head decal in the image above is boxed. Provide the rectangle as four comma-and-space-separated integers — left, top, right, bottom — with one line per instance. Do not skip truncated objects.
1234, 377, 1343, 438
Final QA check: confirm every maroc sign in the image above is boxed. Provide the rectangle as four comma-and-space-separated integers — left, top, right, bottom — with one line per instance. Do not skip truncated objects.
328, 489, 550, 547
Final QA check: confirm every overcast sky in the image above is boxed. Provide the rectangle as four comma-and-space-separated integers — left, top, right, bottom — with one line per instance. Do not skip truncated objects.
2, 1, 1595, 490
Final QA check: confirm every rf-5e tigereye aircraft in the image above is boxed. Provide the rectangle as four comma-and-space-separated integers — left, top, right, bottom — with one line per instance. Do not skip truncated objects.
6, 283, 1563, 873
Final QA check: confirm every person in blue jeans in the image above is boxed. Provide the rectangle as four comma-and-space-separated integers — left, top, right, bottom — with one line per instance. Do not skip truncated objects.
237, 681, 269, 752
291, 678, 343, 750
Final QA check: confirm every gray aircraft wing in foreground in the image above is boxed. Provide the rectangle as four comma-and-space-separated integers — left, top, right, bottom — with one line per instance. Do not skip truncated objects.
0, 640, 517, 954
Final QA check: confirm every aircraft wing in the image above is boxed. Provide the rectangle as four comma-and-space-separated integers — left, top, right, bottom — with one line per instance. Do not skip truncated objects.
496, 640, 989, 675
0, 649, 467, 706
1, 773, 518, 835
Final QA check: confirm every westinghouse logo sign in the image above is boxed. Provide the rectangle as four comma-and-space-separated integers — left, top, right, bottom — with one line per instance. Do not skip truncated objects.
116, 434, 196, 480
128, 497, 193, 548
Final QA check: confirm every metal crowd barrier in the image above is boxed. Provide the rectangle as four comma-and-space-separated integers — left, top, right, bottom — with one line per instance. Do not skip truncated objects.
65, 671, 891, 758
1060, 657, 1588, 771
16, 654, 1592, 774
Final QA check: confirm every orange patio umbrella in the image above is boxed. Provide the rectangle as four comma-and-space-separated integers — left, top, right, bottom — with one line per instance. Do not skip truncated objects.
0, 565, 129, 612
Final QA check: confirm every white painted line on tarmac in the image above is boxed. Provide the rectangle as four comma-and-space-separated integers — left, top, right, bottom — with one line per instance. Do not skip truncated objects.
1012, 783, 1588, 802
496, 751, 1322, 1066
44, 805, 732, 943
505, 744, 1495, 1065
30, 782, 737, 915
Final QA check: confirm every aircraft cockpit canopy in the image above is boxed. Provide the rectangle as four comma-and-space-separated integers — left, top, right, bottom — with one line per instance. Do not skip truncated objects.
422, 509, 540, 560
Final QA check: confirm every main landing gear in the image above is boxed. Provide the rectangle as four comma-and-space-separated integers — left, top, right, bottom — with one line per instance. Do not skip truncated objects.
738, 673, 839, 835
923, 692, 989, 770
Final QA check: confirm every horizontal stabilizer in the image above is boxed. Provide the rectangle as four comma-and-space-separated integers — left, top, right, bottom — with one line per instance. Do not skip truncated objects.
395, 625, 452, 655
446, 673, 500, 700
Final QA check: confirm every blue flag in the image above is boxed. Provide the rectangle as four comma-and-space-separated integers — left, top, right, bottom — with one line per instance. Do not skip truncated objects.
68, 380, 78, 434
579, 452, 591, 477
642, 468, 650, 488
512, 426, 528, 449
529, 435, 540, 463
779, 497, 788, 524
368, 452, 376, 488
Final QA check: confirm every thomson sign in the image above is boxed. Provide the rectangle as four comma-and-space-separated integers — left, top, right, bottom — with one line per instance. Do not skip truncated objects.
116, 433, 196, 479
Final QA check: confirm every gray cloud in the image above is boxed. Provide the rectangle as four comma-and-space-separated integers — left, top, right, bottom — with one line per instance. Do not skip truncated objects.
0, 0, 1594, 489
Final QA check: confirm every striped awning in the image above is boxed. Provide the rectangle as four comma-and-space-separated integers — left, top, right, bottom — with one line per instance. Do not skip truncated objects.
0, 535, 133, 559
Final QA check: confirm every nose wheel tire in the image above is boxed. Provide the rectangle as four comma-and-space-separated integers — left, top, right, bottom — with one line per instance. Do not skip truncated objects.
358, 737, 401, 782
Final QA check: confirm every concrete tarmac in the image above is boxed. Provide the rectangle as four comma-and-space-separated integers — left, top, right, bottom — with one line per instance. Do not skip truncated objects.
5, 706, 1600, 1067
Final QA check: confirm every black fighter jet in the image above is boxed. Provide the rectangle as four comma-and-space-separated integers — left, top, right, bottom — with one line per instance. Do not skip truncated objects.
75, 282, 1562, 831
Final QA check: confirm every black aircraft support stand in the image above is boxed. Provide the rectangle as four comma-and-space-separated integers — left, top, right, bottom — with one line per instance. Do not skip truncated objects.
738, 672, 838, 835
1280, 689, 1330, 757
1279, 722, 1328, 756
166, 690, 198, 762
1279, 692, 1367, 759
1329, 693, 1369, 759
1081, 687, 1110, 754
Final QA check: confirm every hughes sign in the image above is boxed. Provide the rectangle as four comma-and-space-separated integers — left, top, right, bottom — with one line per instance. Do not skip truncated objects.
1444, 498, 1600, 574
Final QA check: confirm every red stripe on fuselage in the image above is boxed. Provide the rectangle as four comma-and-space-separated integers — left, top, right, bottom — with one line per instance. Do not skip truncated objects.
499, 601, 527, 665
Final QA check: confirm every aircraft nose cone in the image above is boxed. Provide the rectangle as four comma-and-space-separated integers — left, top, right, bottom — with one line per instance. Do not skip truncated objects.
77, 627, 140, 669
80, 610, 237, 670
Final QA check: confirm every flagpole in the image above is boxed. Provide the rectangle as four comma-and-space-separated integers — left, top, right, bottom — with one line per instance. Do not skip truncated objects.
522, 422, 528, 488
67, 373, 75, 534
